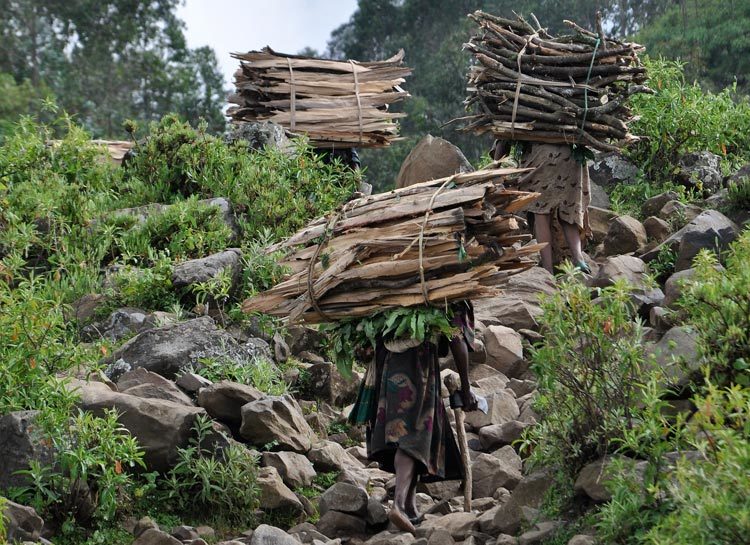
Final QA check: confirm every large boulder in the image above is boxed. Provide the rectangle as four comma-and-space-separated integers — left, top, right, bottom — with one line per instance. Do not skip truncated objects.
641, 210, 739, 271
316, 510, 367, 539
197, 381, 264, 427
590, 255, 664, 311
676, 151, 723, 194
478, 420, 528, 450
171, 248, 243, 293
261, 451, 317, 489
588, 151, 639, 191
471, 453, 522, 498
396, 135, 473, 189
318, 482, 369, 517
588, 206, 618, 244
69, 379, 206, 472
239, 395, 315, 452
116, 367, 193, 406
225, 121, 293, 153
256, 466, 304, 512
645, 325, 701, 388
483, 325, 524, 376
643, 216, 671, 243
464, 389, 519, 430
307, 440, 364, 472
80, 307, 156, 342
474, 267, 556, 331
602, 215, 647, 256
641, 191, 680, 219
2, 499, 43, 542
419, 512, 479, 541
302, 362, 360, 406
106, 316, 263, 379
658, 200, 702, 226
574, 456, 647, 502
490, 469, 554, 535
0, 411, 55, 492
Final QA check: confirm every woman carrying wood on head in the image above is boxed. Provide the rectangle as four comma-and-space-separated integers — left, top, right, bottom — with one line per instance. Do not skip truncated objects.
493, 140, 592, 273
348, 302, 479, 534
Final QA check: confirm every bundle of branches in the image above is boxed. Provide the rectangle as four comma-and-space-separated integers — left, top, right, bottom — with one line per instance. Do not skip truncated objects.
462, 11, 652, 152
228, 47, 411, 148
242, 164, 544, 324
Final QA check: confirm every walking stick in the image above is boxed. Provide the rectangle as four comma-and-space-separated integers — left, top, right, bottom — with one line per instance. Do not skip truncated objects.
444, 373, 472, 512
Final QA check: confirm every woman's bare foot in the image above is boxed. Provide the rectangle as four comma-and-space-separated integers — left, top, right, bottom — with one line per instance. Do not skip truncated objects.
388, 506, 416, 535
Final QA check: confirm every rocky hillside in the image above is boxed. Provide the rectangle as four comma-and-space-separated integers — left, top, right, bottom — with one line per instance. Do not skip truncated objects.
1, 111, 749, 545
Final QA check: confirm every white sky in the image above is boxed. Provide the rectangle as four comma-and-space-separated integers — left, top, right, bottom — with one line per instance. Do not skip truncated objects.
177, 0, 359, 88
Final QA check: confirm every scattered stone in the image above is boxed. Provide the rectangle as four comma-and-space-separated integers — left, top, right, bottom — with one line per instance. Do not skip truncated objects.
69, 293, 108, 324
491, 470, 554, 535
366, 498, 388, 526
641, 191, 680, 218
575, 457, 647, 502
645, 326, 700, 387
483, 326, 524, 376
472, 453, 522, 498
249, 524, 301, 545
663, 268, 697, 308
465, 389, 519, 430
419, 512, 478, 541
316, 510, 367, 539
80, 307, 152, 342
240, 395, 315, 452
589, 151, 639, 192
474, 373, 510, 396
568, 536, 596, 545
396, 135, 473, 189
304, 362, 361, 406
308, 441, 364, 472
319, 482, 368, 517
658, 200, 702, 226
418, 480, 462, 501
492, 445, 523, 473
507, 378, 536, 398
366, 531, 416, 545
589, 180, 611, 209
649, 306, 675, 332
262, 451, 317, 489
288, 522, 329, 543
171, 526, 199, 541
198, 380, 264, 427
2, 500, 43, 542
133, 528, 182, 545
133, 516, 160, 538
69, 379, 206, 472
106, 316, 252, 379
117, 367, 194, 406
0, 411, 55, 491
590, 255, 664, 310
479, 421, 528, 450
643, 216, 671, 243
257, 466, 304, 511
587, 206, 618, 245
676, 151, 723, 194
286, 326, 327, 357
603, 215, 647, 255
196, 526, 216, 541
176, 372, 212, 393
172, 249, 242, 292
519, 521, 563, 545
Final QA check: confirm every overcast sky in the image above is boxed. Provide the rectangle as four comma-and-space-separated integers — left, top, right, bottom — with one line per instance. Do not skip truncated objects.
177, 0, 359, 88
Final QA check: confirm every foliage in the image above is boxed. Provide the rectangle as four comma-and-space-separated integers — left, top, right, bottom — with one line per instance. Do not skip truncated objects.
648, 244, 677, 283
638, 0, 750, 93
191, 355, 289, 396
106, 254, 178, 312
0, 495, 6, 542
0, 0, 225, 136
628, 57, 750, 184
120, 116, 360, 241
325, 305, 457, 377
678, 228, 750, 387
159, 415, 260, 526
727, 175, 750, 210
9, 410, 144, 529
0, 73, 51, 138
521, 267, 647, 474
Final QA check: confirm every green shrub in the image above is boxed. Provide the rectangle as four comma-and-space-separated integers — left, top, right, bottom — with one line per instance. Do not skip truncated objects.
628, 57, 750, 185
9, 410, 144, 529
191, 355, 288, 396
648, 245, 677, 283
727, 175, 750, 210
0, 495, 7, 541
521, 268, 647, 474
106, 253, 178, 312
159, 415, 259, 526
678, 228, 750, 386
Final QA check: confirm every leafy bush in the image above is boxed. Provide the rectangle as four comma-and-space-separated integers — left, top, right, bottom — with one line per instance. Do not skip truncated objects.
159, 415, 259, 526
106, 253, 178, 312
521, 268, 647, 474
727, 175, 750, 210
191, 355, 288, 396
628, 57, 750, 184
678, 228, 750, 386
9, 410, 144, 529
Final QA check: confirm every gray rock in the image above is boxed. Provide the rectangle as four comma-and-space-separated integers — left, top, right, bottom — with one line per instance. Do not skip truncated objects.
172, 249, 243, 293
643, 216, 671, 243
603, 215, 647, 256
257, 466, 304, 511
176, 372, 212, 393
419, 512, 478, 540
198, 380, 264, 427
588, 151, 639, 191
658, 200, 702, 226
0, 411, 55, 491
464, 389, 519, 430
240, 395, 315, 452
304, 362, 360, 406
568, 536, 596, 545
316, 510, 367, 538
319, 482, 368, 517
588, 206, 618, 245
649, 306, 676, 332
286, 326, 327, 357
69, 293, 108, 324
80, 307, 151, 342
249, 524, 301, 545
262, 451, 317, 489
288, 522, 329, 544
396, 135, 473, 189
641, 191, 680, 219
590, 255, 664, 310
107, 316, 252, 379
2, 499, 43, 542
133, 528, 182, 545
171, 526, 200, 541
575, 457, 647, 502
589, 180, 611, 209
663, 268, 697, 308
507, 378, 536, 398
483, 325, 524, 377
117, 367, 194, 406
226, 121, 294, 153
68, 379, 206, 472
472, 453, 522, 498
645, 325, 701, 387
519, 521, 563, 545
308, 441, 363, 472
366, 531, 416, 545
365, 498, 388, 526
642, 210, 739, 271
478, 420, 528, 450
676, 151, 723, 194
491, 470, 554, 534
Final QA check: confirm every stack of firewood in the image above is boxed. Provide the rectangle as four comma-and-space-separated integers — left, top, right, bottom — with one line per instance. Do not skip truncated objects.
228, 47, 411, 148
462, 11, 651, 151
242, 165, 543, 324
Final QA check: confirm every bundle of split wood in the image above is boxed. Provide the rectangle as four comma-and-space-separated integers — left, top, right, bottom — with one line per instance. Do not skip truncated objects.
242, 165, 544, 324
462, 11, 652, 152
228, 47, 411, 148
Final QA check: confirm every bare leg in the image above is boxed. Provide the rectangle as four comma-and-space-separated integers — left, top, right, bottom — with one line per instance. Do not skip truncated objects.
561, 219, 586, 265
533, 213, 554, 272
405, 472, 419, 520
390, 449, 417, 533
